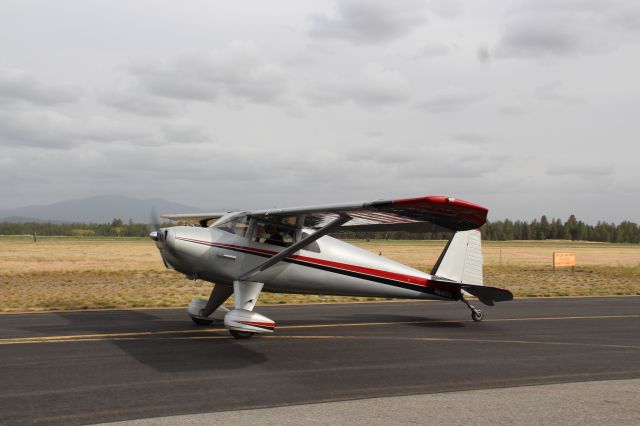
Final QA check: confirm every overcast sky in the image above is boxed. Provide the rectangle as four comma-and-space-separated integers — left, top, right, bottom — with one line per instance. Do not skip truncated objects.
1, 0, 639, 222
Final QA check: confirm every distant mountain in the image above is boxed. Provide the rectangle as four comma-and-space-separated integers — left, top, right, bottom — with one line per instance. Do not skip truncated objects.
0, 195, 206, 224
0, 216, 71, 224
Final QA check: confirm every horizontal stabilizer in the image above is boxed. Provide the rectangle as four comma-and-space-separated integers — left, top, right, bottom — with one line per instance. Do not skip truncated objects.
460, 284, 513, 306
431, 279, 513, 306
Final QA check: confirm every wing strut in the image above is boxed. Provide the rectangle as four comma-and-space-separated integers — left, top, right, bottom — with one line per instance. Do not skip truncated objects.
239, 214, 350, 280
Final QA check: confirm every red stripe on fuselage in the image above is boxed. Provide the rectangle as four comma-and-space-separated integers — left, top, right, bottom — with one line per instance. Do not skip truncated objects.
289, 254, 429, 286
175, 237, 430, 288
238, 320, 275, 327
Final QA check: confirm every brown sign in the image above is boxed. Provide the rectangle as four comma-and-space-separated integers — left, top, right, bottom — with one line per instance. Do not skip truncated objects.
553, 252, 576, 270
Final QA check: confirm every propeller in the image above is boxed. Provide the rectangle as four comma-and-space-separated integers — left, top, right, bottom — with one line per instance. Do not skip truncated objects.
149, 207, 159, 241
149, 207, 170, 268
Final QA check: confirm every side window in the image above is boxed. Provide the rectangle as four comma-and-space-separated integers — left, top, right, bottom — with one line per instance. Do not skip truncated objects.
254, 220, 296, 247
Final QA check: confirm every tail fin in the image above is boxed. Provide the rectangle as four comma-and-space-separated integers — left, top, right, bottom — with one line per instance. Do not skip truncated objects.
431, 230, 483, 285
431, 230, 513, 306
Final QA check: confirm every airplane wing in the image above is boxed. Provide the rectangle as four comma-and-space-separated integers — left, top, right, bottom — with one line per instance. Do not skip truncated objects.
162, 196, 488, 232
250, 196, 488, 232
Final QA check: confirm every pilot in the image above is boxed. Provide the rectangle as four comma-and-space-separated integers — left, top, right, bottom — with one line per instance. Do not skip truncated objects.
264, 224, 286, 247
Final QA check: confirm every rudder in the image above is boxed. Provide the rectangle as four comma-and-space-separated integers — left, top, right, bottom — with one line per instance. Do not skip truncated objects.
431, 230, 483, 285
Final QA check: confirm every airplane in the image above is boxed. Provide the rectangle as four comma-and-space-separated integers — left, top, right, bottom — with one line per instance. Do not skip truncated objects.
150, 195, 513, 339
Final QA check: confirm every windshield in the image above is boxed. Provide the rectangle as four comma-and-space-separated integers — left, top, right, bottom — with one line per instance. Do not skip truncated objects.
213, 215, 250, 237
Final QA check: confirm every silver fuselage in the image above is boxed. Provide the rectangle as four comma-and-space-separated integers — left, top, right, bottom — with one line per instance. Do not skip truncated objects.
157, 225, 445, 300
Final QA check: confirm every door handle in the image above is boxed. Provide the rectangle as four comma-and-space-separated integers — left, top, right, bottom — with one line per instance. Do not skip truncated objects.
218, 252, 237, 260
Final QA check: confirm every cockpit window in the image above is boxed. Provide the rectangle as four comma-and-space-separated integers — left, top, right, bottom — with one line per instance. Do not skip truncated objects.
254, 220, 296, 247
213, 215, 249, 237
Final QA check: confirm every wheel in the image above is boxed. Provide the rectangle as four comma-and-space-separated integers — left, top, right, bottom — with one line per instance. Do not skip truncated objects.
230, 330, 255, 339
471, 309, 483, 322
191, 317, 214, 326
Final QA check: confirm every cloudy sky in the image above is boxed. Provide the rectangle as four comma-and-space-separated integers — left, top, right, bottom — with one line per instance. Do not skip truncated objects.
1, 0, 639, 222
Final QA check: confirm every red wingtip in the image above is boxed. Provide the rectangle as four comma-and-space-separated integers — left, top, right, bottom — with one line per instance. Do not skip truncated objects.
393, 196, 489, 228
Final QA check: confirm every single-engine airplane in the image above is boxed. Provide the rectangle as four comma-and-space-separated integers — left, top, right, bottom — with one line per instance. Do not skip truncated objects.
150, 195, 513, 338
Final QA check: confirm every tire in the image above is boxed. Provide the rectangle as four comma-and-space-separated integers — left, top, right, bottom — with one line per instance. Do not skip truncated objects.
471, 309, 483, 322
230, 330, 255, 339
191, 317, 214, 326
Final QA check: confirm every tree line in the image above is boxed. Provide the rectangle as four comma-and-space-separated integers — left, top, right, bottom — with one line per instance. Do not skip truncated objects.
0, 219, 157, 238
482, 215, 639, 243
0, 215, 638, 243
335, 215, 640, 243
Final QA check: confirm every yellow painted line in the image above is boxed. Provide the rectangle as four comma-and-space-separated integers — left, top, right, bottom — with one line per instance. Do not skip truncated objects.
0, 328, 225, 345
0, 294, 637, 315
0, 300, 439, 315
0, 314, 638, 346
280, 314, 640, 330
160, 334, 640, 350
487, 314, 640, 322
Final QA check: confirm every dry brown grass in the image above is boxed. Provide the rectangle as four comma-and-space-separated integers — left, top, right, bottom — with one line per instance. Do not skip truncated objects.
0, 236, 162, 273
1, 236, 639, 312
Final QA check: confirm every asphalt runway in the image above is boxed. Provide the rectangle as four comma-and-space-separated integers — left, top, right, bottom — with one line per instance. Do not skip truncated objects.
0, 297, 639, 425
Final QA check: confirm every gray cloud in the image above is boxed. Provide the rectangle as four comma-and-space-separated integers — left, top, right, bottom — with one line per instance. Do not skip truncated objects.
365, 130, 384, 138
125, 42, 288, 106
0, 110, 183, 150
1, 141, 353, 208
418, 87, 486, 113
498, 105, 528, 116
496, 0, 640, 58
0, 110, 85, 149
498, 22, 583, 58
307, 64, 410, 107
403, 152, 502, 179
546, 163, 614, 177
0, 68, 81, 105
535, 81, 584, 104
100, 89, 180, 117
161, 121, 214, 145
477, 46, 491, 63
308, 0, 428, 44
428, 0, 463, 19
345, 139, 502, 179
451, 133, 489, 145
418, 43, 455, 58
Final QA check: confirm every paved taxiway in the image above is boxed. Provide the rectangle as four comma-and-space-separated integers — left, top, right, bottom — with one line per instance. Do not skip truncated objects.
0, 297, 639, 425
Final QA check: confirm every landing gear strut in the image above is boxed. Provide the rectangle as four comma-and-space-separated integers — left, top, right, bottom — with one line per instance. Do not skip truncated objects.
224, 281, 275, 339
461, 296, 483, 322
187, 284, 233, 326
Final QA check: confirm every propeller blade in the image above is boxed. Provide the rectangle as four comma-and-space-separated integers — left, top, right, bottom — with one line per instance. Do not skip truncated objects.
150, 207, 159, 231
149, 207, 159, 240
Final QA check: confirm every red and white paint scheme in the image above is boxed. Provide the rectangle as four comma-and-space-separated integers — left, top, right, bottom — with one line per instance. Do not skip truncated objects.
150, 195, 513, 338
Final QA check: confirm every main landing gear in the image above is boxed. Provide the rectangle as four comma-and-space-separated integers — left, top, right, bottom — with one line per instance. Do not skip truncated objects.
188, 281, 275, 339
223, 281, 275, 339
187, 285, 233, 326
461, 296, 483, 322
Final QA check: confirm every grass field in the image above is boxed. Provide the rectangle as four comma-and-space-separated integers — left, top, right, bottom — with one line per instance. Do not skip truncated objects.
1, 236, 639, 312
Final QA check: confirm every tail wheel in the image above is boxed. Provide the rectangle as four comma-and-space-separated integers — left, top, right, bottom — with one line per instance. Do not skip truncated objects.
230, 330, 255, 339
471, 309, 483, 322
